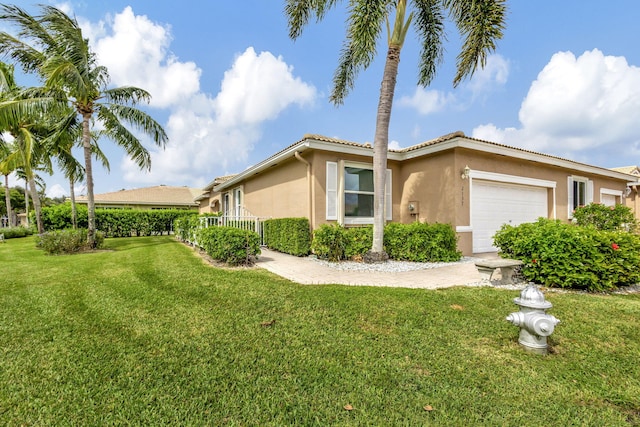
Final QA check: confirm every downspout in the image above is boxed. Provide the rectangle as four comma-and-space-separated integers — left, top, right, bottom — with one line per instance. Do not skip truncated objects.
294, 151, 313, 230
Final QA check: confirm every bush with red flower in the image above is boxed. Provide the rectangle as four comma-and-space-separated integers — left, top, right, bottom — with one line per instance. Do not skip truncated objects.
494, 218, 640, 291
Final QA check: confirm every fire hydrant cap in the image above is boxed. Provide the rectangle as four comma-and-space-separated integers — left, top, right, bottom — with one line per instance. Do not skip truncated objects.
513, 284, 552, 309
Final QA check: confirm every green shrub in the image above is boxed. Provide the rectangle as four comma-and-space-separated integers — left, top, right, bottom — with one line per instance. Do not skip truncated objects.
344, 226, 373, 259
312, 222, 460, 262
494, 218, 640, 291
0, 226, 33, 239
384, 222, 461, 262
311, 224, 347, 261
36, 229, 105, 255
263, 218, 311, 256
196, 226, 261, 266
573, 203, 637, 232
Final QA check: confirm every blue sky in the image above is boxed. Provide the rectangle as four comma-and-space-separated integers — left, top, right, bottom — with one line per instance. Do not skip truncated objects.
4, 1, 640, 197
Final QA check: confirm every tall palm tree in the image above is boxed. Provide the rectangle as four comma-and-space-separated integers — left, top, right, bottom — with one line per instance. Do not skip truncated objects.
0, 5, 168, 247
0, 62, 53, 234
286, 0, 507, 261
0, 139, 13, 227
0, 61, 15, 227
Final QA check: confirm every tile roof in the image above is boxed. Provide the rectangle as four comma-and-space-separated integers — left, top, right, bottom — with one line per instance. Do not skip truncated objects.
76, 185, 203, 206
611, 166, 640, 175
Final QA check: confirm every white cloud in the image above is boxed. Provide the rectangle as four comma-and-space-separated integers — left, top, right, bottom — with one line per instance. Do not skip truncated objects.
215, 48, 316, 127
72, 8, 317, 188
122, 47, 317, 185
90, 6, 201, 108
399, 54, 508, 115
388, 140, 402, 150
46, 183, 67, 198
398, 87, 454, 115
466, 54, 510, 96
472, 49, 640, 159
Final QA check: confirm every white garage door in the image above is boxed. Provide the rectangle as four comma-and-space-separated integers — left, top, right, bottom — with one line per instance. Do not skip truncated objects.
472, 180, 548, 253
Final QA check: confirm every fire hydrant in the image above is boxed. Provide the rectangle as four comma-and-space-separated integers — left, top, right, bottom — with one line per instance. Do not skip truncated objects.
506, 284, 560, 354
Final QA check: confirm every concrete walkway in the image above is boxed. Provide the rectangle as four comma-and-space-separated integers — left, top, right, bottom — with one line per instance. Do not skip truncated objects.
255, 248, 492, 290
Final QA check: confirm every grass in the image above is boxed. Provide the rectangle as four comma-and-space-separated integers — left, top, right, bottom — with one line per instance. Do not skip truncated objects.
1, 236, 639, 426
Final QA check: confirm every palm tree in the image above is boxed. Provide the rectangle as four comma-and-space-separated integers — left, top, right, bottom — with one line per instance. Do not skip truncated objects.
0, 5, 168, 247
0, 140, 13, 227
286, 0, 507, 261
0, 62, 53, 234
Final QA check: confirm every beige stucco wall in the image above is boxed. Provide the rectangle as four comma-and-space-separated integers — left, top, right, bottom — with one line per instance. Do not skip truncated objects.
240, 156, 309, 219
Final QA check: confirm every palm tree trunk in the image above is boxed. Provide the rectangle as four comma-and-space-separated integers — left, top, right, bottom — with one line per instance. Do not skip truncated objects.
24, 178, 29, 227
69, 177, 77, 229
82, 113, 96, 247
4, 174, 12, 226
28, 176, 43, 234
366, 44, 401, 262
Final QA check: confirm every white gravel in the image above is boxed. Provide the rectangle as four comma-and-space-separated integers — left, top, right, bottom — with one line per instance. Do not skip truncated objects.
309, 256, 479, 272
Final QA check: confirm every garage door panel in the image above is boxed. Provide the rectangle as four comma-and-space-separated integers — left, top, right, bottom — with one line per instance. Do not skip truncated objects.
472, 180, 548, 253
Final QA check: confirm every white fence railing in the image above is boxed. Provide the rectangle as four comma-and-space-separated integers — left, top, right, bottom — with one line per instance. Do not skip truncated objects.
198, 214, 268, 245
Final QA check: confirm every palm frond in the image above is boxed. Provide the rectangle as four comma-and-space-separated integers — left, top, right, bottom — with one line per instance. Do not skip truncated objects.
285, 0, 340, 40
97, 107, 152, 170
103, 86, 151, 106
446, 0, 507, 86
413, 0, 446, 86
331, 0, 389, 104
100, 103, 167, 147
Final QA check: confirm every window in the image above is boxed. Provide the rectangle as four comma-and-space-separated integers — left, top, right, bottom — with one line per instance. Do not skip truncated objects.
326, 161, 392, 224
573, 179, 587, 208
344, 167, 374, 218
234, 187, 242, 217
222, 193, 230, 216
568, 176, 593, 217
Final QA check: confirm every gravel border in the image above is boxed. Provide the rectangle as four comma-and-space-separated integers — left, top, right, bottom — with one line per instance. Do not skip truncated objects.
309, 255, 479, 273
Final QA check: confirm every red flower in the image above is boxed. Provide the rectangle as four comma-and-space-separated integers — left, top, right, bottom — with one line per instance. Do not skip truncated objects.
612, 243, 620, 251
532, 259, 537, 264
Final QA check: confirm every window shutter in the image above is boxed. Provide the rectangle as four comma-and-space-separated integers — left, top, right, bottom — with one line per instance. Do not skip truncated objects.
326, 162, 338, 220
385, 169, 392, 220
567, 176, 574, 218
587, 180, 594, 204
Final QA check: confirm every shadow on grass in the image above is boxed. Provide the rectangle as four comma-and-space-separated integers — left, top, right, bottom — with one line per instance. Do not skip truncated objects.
103, 235, 177, 251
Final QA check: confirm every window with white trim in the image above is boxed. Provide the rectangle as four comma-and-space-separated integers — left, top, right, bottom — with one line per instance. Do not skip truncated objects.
234, 187, 242, 217
222, 192, 230, 216
326, 161, 392, 224
344, 166, 374, 218
568, 176, 593, 217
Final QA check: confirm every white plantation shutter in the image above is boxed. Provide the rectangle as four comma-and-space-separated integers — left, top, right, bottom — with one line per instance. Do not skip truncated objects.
567, 176, 573, 218
587, 180, 594, 204
385, 169, 392, 220
326, 161, 338, 220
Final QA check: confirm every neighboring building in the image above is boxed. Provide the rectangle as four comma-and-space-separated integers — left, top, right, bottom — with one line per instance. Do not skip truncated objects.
612, 166, 640, 218
196, 175, 237, 214
200, 132, 639, 255
76, 185, 204, 210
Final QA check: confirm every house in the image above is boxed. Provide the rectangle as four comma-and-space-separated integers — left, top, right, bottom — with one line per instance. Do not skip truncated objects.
196, 175, 237, 213
612, 166, 640, 218
76, 185, 204, 210
200, 132, 639, 255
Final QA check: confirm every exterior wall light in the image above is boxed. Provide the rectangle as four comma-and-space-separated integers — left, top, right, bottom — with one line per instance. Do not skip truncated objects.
461, 165, 470, 180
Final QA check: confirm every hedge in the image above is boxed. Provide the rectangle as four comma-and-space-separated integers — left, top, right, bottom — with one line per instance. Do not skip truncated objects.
263, 218, 311, 256
196, 226, 261, 266
39, 204, 198, 237
494, 218, 640, 291
311, 222, 460, 262
0, 226, 33, 239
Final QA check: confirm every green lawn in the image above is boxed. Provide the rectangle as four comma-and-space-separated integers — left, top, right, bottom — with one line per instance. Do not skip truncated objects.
1, 236, 639, 426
